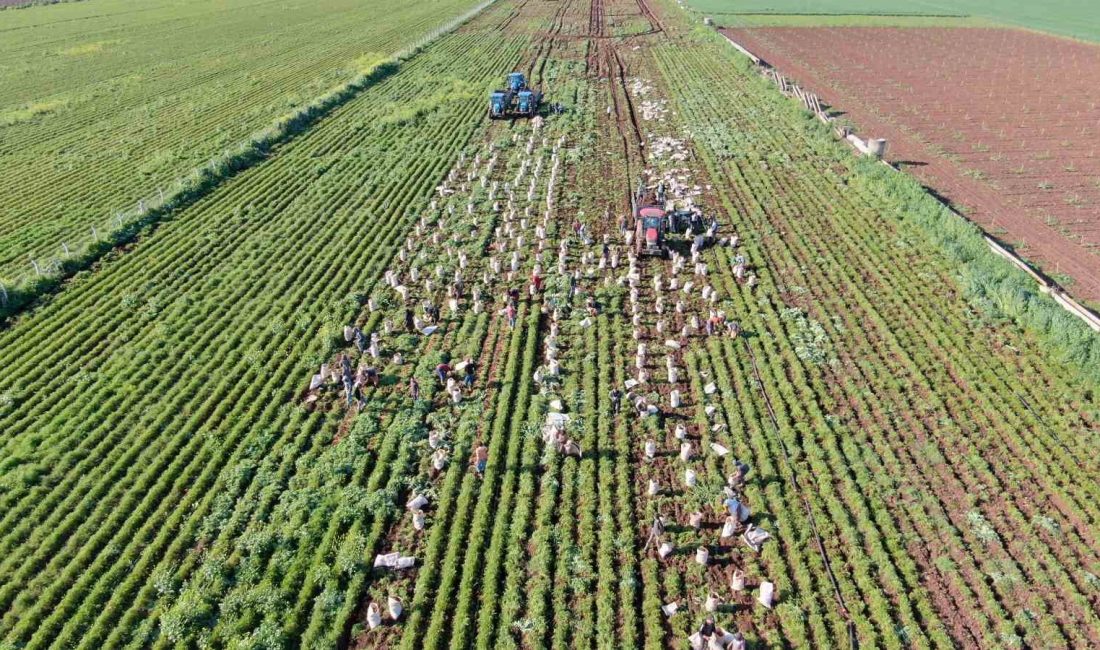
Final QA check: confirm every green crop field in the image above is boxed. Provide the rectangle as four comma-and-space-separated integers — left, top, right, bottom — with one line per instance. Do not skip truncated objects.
1, 0, 1098, 648
0, 0, 481, 296
685, 0, 1100, 41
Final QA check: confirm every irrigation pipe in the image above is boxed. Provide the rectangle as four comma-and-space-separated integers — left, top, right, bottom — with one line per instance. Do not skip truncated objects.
741, 338, 858, 650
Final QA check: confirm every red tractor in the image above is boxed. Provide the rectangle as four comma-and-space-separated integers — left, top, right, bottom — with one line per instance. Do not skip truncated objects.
633, 181, 668, 257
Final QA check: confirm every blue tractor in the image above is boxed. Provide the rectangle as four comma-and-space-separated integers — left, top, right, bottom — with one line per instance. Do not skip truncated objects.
489, 90, 511, 118
488, 72, 543, 119
514, 89, 542, 117
507, 72, 527, 92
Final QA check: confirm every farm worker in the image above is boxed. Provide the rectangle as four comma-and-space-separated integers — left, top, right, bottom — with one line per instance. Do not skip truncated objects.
343, 375, 356, 406
435, 361, 452, 385
562, 439, 582, 458
353, 328, 366, 354
408, 377, 420, 402
463, 359, 476, 388
727, 321, 741, 338
732, 460, 750, 487
506, 304, 518, 328
697, 617, 717, 642
643, 514, 665, 551
430, 448, 448, 477
405, 308, 415, 333
531, 269, 543, 292
363, 366, 380, 388
610, 388, 622, 414
471, 445, 489, 478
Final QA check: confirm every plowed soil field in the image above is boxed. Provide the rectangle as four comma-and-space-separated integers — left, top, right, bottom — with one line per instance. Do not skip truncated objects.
723, 26, 1100, 302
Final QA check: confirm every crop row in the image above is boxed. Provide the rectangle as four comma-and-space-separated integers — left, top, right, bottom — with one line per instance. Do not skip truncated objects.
0, 0, 496, 297
0, 10, 537, 647
648, 22, 1099, 649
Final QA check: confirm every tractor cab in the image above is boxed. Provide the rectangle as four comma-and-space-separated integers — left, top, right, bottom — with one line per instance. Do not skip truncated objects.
507, 72, 528, 92
635, 205, 667, 257
488, 90, 511, 119
515, 90, 541, 116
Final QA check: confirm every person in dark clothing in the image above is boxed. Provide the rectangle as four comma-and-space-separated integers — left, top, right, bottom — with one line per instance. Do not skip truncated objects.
408, 377, 420, 402
354, 328, 366, 354
610, 388, 622, 414
463, 359, 476, 388
404, 308, 415, 333
363, 366, 380, 388
698, 618, 716, 640
435, 362, 452, 385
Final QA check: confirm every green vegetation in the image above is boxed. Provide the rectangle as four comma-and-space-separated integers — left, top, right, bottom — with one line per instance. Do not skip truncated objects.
0, 2, 527, 645
0, 0, 1097, 648
0, 0, 481, 292
685, 0, 1100, 42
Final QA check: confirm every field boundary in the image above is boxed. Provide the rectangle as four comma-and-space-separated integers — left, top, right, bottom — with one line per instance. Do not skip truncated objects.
0, 0, 86, 11
719, 31, 1100, 335
709, 12, 969, 17
0, 0, 497, 323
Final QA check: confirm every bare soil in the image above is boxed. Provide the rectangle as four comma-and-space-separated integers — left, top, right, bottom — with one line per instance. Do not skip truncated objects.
722, 26, 1100, 302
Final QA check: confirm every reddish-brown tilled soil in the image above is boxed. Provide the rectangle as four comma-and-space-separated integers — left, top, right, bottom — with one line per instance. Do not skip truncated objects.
722, 26, 1100, 302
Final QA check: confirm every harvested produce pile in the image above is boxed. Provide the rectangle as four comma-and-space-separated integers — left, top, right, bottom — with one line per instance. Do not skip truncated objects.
723, 26, 1100, 301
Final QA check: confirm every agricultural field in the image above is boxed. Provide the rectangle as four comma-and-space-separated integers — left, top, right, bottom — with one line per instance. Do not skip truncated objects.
721, 25, 1100, 304
0, 0, 1099, 648
0, 0, 482, 297
685, 0, 1100, 43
